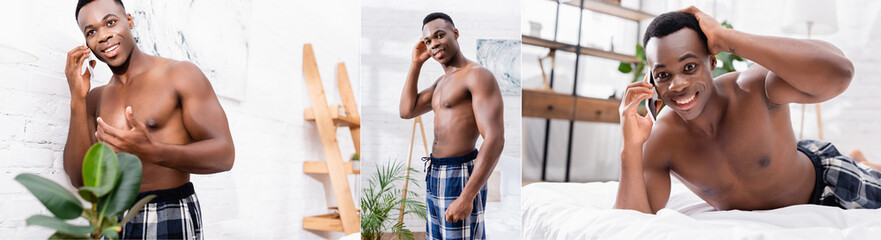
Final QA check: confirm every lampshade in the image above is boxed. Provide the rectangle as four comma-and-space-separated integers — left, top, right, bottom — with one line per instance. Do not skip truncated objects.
0, 44, 38, 64
781, 0, 838, 36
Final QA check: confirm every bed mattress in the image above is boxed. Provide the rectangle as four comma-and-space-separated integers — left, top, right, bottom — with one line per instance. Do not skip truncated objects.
522, 181, 881, 239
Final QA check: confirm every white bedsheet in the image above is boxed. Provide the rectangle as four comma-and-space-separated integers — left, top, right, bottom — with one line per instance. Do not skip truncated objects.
522, 181, 881, 240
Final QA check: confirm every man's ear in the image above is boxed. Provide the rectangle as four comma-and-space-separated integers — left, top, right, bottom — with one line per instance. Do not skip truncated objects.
709, 54, 717, 70
454, 28, 459, 39
127, 13, 134, 29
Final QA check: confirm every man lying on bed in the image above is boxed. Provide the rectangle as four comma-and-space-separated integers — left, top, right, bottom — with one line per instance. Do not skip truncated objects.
616, 6, 881, 213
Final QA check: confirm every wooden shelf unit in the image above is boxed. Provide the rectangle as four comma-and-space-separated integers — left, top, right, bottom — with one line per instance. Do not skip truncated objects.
560, 0, 654, 21
303, 161, 360, 175
301, 44, 360, 235
522, 35, 640, 63
522, 89, 621, 123
524, 0, 654, 182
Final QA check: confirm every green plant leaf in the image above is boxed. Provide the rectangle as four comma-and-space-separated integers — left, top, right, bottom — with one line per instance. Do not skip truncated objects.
101, 225, 120, 239
119, 195, 155, 226
721, 20, 733, 29
617, 62, 632, 73
14, 174, 84, 220
25, 215, 93, 236
82, 143, 120, 197
361, 161, 427, 238
635, 44, 646, 61
76, 187, 99, 203
98, 152, 143, 217
48, 231, 89, 240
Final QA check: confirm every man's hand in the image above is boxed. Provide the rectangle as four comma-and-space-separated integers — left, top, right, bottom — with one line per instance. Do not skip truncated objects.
412, 41, 431, 64
95, 106, 156, 158
678, 6, 727, 55
619, 75, 655, 149
65, 45, 96, 101
444, 197, 473, 223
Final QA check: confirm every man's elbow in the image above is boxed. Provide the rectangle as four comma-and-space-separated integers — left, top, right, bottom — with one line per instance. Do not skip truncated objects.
399, 110, 415, 119
816, 59, 854, 101
832, 58, 854, 93
67, 175, 84, 188
612, 203, 656, 214
207, 142, 235, 173
485, 134, 505, 150
218, 147, 235, 172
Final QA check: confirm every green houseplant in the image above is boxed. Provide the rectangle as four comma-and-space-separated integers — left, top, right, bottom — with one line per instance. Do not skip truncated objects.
361, 160, 427, 240
15, 143, 155, 239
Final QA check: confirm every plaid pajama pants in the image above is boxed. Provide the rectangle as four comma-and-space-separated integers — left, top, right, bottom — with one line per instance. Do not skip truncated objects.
118, 182, 203, 240
424, 149, 486, 240
799, 139, 881, 209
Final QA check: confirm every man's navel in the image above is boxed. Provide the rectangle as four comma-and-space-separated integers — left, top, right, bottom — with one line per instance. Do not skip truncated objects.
758, 156, 770, 168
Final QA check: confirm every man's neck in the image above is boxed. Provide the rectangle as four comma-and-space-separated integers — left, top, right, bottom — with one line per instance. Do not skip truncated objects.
109, 47, 151, 85
441, 51, 469, 75
682, 88, 728, 139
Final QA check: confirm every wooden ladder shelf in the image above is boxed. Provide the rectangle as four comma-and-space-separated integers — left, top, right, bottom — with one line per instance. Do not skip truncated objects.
301, 44, 360, 235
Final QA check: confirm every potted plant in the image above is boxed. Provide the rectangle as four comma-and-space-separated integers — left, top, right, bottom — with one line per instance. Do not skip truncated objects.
15, 143, 154, 239
361, 160, 427, 240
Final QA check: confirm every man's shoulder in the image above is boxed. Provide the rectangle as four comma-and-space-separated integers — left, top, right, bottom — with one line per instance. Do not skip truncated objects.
161, 59, 202, 76
463, 63, 493, 79
461, 63, 497, 88
644, 113, 686, 164
716, 65, 775, 96
154, 59, 210, 88
716, 66, 779, 107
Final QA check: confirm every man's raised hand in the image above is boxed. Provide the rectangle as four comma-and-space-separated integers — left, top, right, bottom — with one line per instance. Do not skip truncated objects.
65, 45, 96, 100
619, 75, 655, 149
95, 106, 156, 159
412, 40, 431, 64
678, 6, 727, 55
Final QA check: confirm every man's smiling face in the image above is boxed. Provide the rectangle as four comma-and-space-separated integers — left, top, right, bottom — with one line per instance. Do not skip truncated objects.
76, 0, 135, 67
422, 19, 459, 65
645, 28, 716, 121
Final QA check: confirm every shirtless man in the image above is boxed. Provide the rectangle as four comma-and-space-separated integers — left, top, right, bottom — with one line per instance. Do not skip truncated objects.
400, 12, 505, 240
63, 0, 234, 238
615, 7, 880, 214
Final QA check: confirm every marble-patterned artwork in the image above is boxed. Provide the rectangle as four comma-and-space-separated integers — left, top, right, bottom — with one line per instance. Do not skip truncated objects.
476, 39, 521, 95
127, 0, 251, 100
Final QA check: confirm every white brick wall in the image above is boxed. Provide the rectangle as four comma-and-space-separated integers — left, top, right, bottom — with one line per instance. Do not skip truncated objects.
360, 0, 522, 234
522, 0, 881, 182
0, 1, 359, 239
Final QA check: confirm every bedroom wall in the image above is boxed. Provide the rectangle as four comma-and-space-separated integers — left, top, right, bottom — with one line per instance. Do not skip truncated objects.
360, 0, 522, 233
0, 1, 359, 239
522, 0, 881, 183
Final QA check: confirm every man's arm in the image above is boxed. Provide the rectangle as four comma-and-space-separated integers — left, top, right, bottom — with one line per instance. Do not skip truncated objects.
681, 6, 854, 105
614, 80, 672, 214
96, 61, 235, 174
62, 45, 99, 187
400, 41, 436, 119
445, 68, 505, 223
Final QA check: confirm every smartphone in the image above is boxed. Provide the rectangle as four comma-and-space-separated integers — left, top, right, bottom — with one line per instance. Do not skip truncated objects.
645, 73, 662, 120
81, 46, 95, 76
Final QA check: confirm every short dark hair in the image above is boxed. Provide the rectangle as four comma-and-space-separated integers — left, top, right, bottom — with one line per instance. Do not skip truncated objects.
76, 0, 125, 20
423, 12, 454, 28
643, 12, 708, 52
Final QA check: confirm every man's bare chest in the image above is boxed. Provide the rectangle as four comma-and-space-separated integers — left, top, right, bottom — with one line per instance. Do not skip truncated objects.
668, 109, 798, 194
431, 77, 471, 110
96, 82, 179, 131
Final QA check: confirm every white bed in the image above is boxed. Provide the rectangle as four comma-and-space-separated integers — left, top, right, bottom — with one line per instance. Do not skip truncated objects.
522, 181, 881, 239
